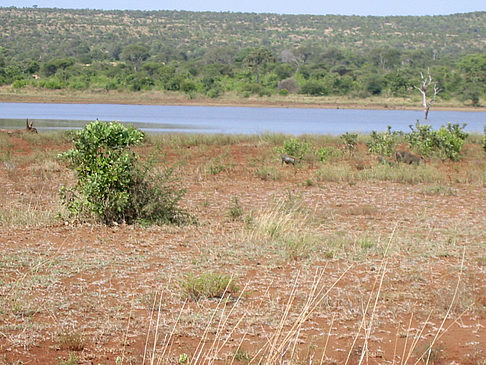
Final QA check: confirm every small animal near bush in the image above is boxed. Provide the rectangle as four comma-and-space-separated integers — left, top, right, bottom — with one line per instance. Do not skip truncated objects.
395, 150, 423, 165
281, 154, 297, 165
0, 119, 38, 134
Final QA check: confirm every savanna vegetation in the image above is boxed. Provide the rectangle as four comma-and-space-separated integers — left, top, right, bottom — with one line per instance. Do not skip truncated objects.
0, 7, 485, 106
1, 126, 485, 363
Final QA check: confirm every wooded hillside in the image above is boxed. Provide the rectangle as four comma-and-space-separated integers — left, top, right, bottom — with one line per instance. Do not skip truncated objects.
1, 8, 485, 104
1, 8, 485, 61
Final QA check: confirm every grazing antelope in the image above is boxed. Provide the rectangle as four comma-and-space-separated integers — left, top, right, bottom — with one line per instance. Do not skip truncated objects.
0, 119, 38, 134
280, 154, 297, 165
395, 150, 423, 165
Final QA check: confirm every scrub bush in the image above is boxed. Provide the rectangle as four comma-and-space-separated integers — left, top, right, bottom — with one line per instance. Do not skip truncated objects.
407, 121, 468, 161
59, 120, 190, 225
276, 137, 310, 160
367, 126, 399, 157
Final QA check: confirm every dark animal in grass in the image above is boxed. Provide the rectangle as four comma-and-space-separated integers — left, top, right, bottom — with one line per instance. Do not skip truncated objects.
0, 119, 38, 134
281, 154, 297, 165
395, 150, 423, 165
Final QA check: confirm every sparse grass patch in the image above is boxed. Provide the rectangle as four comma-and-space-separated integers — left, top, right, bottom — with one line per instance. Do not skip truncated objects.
278, 232, 318, 260
56, 330, 85, 351
421, 183, 457, 196
227, 196, 244, 220
0, 196, 63, 228
315, 163, 354, 182
358, 163, 442, 184
254, 164, 281, 181
232, 347, 251, 362
57, 353, 80, 365
205, 154, 233, 175
179, 272, 239, 300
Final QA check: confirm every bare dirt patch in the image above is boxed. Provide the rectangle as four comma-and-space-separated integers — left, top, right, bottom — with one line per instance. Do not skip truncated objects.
1, 134, 485, 364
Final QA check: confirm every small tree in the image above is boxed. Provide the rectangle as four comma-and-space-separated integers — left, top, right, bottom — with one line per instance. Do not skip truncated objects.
245, 48, 275, 83
121, 44, 150, 72
414, 69, 441, 120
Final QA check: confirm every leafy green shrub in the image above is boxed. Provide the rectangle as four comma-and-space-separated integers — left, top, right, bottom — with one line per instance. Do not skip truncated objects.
484, 126, 486, 152
406, 121, 436, 156
367, 126, 398, 157
340, 132, 358, 153
59, 120, 190, 225
406, 121, 468, 160
316, 146, 341, 162
180, 273, 239, 300
275, 137, 310, 160
300, 80, 328, 96
12, 79, 27, 88
434, 123, 468, 161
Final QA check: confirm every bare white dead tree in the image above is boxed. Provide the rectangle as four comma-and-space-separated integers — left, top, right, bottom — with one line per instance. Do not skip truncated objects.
414, 68, 441, 120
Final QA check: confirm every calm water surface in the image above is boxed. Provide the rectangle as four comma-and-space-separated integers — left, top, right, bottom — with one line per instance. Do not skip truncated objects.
1, 102, 485, 134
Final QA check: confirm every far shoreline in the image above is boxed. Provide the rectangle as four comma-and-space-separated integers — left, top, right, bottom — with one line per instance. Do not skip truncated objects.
0, 87, 484, 113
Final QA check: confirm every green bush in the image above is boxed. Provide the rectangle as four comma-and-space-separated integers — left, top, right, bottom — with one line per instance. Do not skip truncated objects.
316, 146, 341, 162
406, 121, 436, 156
300, 80, 328, 96
406, 121, 468, 160
484, 126, 486, 152
367, 126, 398, 157
275, 137, 310, 160
434, 123, 468, 161
59, 121, 190, 225
340, 132, 358, 153
12, 79, 27, 88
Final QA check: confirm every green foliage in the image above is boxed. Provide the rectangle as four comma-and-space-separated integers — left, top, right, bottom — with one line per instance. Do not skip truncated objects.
316, 146, 341, 162
228, 196, 244, 220
0, 8, 485, 99
367, 126, 399, 157
435, 123, 468, 161
179, 272, 239, 300
483, 126, 486, 152
406, 121, 468, 160
340, 132, 358, 153
300, 80, 327, 96
275, 137, 310, 160
59, 121, 190, 225
406, 121, 437, 156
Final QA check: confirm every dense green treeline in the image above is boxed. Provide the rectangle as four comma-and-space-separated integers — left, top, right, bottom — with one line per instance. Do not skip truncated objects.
0, 7, 485, 103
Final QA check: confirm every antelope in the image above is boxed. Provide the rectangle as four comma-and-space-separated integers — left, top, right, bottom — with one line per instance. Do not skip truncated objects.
395, 150, 423, 165
0, 119, 38, 134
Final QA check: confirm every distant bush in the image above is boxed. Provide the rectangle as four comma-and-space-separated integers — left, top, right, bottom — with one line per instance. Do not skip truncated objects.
434, 123, 468, 161
367, 126, 399, 157
483, 126, 486, 152
12, 79, 26, 88
406, 121, 437, 156
276, 137, 310, 160
316, 146, 341, 162
406, 121, 468, 161
340, 132, 358, 153
300, 80, 328, 96
59, 120, 190, 225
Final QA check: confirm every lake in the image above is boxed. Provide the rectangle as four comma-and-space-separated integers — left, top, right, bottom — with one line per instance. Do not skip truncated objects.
1, 102, 485, 135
